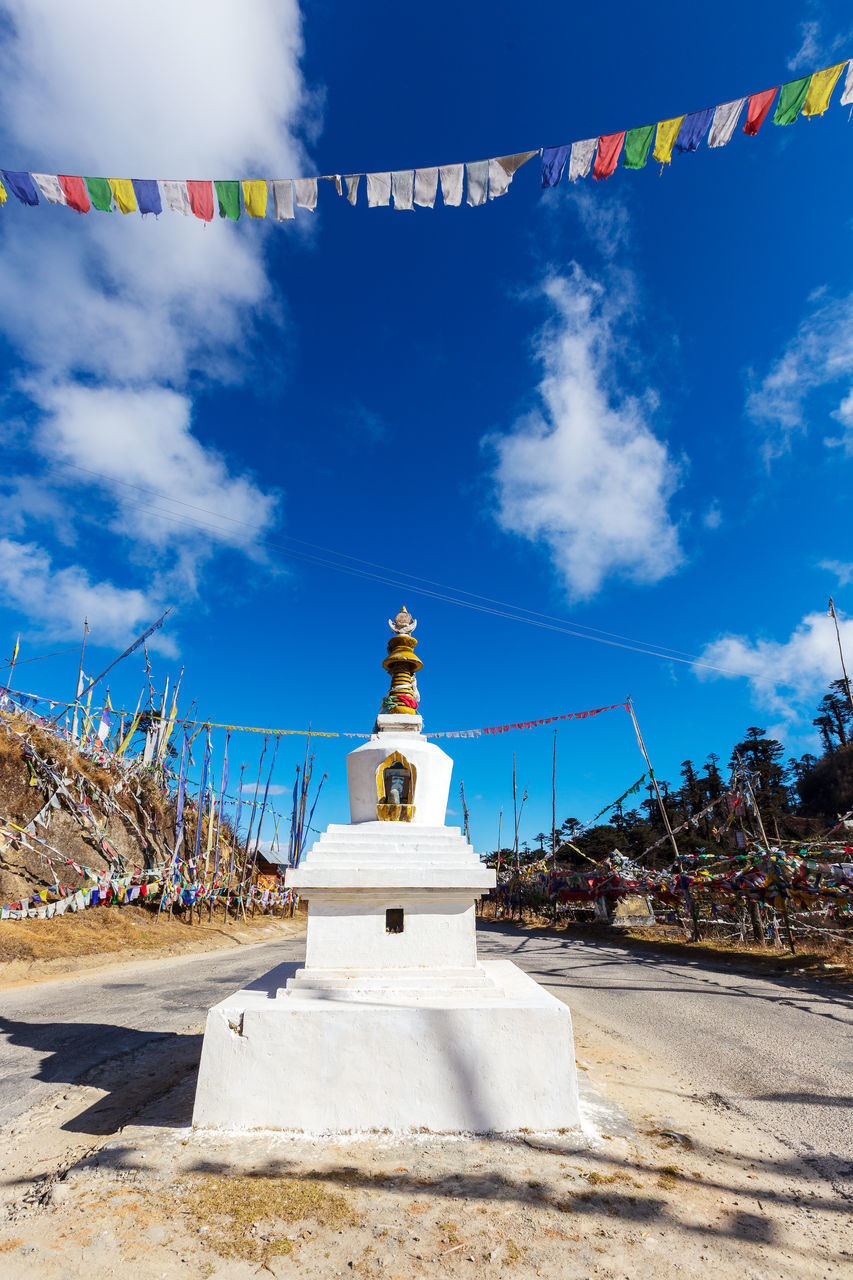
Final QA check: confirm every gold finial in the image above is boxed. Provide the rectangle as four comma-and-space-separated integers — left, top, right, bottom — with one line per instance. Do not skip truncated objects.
378, 606, 423, 719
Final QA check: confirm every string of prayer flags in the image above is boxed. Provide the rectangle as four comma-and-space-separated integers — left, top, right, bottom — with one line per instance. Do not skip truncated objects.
1, 56, 851, 229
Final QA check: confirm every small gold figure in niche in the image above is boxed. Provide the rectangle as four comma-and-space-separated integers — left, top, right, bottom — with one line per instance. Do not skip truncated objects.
376, 751, 416, 822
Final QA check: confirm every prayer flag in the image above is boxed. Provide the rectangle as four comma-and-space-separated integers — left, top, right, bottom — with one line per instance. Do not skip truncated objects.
108, 178, 136, 214
293, 177, 317, 211
439, 163, 463, 206
569, 138, 597, 180
0, 178, 5, 205
59, 175, 90, 213
773, 75, 811, 125
593, 131, 625, 178
85, 176, 112, 211
32, 174, 66, 205
2, 171, 40, 205
272, 179, 294, 220
653, 117, 684, 165
186, 180, 214, 221
842, 61, 853, 107
541, 144, 571, 187
488, 151, 536, 199
214, 180, 240, 220
345, 174, 361, 205
161, 180, 191, 215
675, 107, 713, 151
744, 87, 777, 134
708, 98, 745, 147
392, 169, 414, 210
414, 167, 437, 207
802, 63, 844, 117
366, 171, 391, 207
242, 179, 267, 217
466, 159, 489, 205
96, 694, 112, 744
132, 179, 161, 216
623, 124, 655, 169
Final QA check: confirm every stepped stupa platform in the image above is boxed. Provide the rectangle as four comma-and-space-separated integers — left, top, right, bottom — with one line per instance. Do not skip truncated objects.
192, 607, 579, 1133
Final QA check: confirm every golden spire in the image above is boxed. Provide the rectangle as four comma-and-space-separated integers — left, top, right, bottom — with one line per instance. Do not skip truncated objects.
379, 605, 423, 718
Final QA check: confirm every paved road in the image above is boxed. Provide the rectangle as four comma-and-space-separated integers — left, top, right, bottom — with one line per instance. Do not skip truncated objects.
1, 923, 850, 1195
478, 923, 853, 1195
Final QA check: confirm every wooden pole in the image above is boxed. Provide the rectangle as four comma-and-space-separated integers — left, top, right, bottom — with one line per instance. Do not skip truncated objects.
512, 754, 518, 866
460, 780, 471, 843
735, 749, 795, 954
829, 597, 853, 718
71, 619, 89, 743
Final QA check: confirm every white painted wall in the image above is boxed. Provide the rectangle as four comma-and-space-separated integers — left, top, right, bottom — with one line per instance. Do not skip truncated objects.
303, 893, 478, 970
346, 729, 452, 826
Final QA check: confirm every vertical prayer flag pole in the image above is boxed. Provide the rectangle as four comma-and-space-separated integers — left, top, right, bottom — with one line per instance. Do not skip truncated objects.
460, 779, 471, 843
71, 618, 89, 742
551, 727, 558, 924
828, 597, 853, 719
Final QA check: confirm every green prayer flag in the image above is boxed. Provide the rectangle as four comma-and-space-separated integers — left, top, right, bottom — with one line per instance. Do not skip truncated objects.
85, 177, 112, 212
773, 75, 811, 125
215, 180, 241, 220
623, 123, 655, 170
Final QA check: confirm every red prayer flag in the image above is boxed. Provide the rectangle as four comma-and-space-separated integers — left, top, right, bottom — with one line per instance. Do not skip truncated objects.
187, 180, 214, 221
593, 131, 626, 179
744, 88, 777, 135
59, 175, 90, 214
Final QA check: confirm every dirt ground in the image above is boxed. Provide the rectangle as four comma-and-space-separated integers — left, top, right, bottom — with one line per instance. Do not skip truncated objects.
0, 907, 306, 988
0, 996, 848, 1279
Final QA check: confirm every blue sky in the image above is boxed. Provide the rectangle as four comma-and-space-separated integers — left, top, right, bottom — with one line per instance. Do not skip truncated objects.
0, 1, 852, 851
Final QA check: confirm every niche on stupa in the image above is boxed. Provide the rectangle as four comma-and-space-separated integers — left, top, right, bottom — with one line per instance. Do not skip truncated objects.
376, 751, 416, 822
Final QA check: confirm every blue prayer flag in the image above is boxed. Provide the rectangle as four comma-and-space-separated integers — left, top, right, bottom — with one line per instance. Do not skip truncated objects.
675, 108, 714, 153
132, 179, 162, 216
541, 145, 571, 187
2, 171, 39, 205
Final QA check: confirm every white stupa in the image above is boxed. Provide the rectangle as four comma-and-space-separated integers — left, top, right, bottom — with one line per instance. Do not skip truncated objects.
192, 608, 579, 1133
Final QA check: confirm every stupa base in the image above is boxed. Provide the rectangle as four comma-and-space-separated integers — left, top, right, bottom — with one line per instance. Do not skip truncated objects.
192, 958, 579, 1134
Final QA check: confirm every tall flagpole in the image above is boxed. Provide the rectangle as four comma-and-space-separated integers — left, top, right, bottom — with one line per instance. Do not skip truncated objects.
828, 597, 853, 718
71, 618, 89, 742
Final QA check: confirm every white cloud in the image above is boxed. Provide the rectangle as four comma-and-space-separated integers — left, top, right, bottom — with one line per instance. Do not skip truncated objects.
487, 270, 683, 600
821, 559, 853, 586
787, 16, 851, 72
0, 537, 167, 646
702, 503, 722, 530
698, 609, 851, 718
746, 289, 853, 459
0, 1, 310, 621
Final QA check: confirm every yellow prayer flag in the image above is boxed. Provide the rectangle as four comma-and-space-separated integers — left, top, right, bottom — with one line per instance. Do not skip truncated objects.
803, 63, 845, 117
0, 179, 6, 206
242, 179, 268, 218
108, 178, 137, 215
653, 116, 685, 166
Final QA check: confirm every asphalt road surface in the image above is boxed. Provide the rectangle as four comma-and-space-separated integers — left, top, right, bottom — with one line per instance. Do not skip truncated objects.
1, 923, 850, 1196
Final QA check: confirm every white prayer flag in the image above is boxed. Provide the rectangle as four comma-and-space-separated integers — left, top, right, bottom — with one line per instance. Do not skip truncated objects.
161, 181, 191, 215
413, 167, 438, 208
841, 60, 853, 107
272, 179, 294, 220
366, 172, 391, 207
345, 174, 360, 205
293, 178, 317, 211
466, 160, 489, 206
488, 151, 536, 199
708, 98, 746, 148
569, 139, 597, 182
439, 163, 464, 206
32, 174, 66, 205
392, 169, 414, 210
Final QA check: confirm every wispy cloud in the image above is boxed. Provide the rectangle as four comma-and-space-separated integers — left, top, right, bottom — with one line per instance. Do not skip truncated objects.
698, 608, 849, 719
0, 1, 312, 640
821, 559, 853, 586
787, 16, 851, 72
746, 288, 853, 461
486, 268, 683, 601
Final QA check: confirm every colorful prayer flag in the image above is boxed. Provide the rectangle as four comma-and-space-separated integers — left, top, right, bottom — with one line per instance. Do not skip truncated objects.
132, 179, 161, 216
773, 75, 811, 125
162, 180, 190, 215
744, 87, 777, 135
675, 107, 713, 152
802, 63, 844, 117
187, 180, 214, 221
108, 178, 137, 214
242, 179, 267, 218
541, 144, 571, 187
653, 117, 684, 165
59, 175, 90, 213
2, 171, 40, 205
0, 178, 6, 205
84, 176, 112, 211
623, 124, 655, 169
593, 131, 625, 178
214, 180, 240, 220
569, 139, 597, 181
708, 98, 745, 147
32, 174, 66, 205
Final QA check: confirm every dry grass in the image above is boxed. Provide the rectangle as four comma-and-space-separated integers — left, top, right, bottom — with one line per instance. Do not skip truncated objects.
175, 1174, 359, 1265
